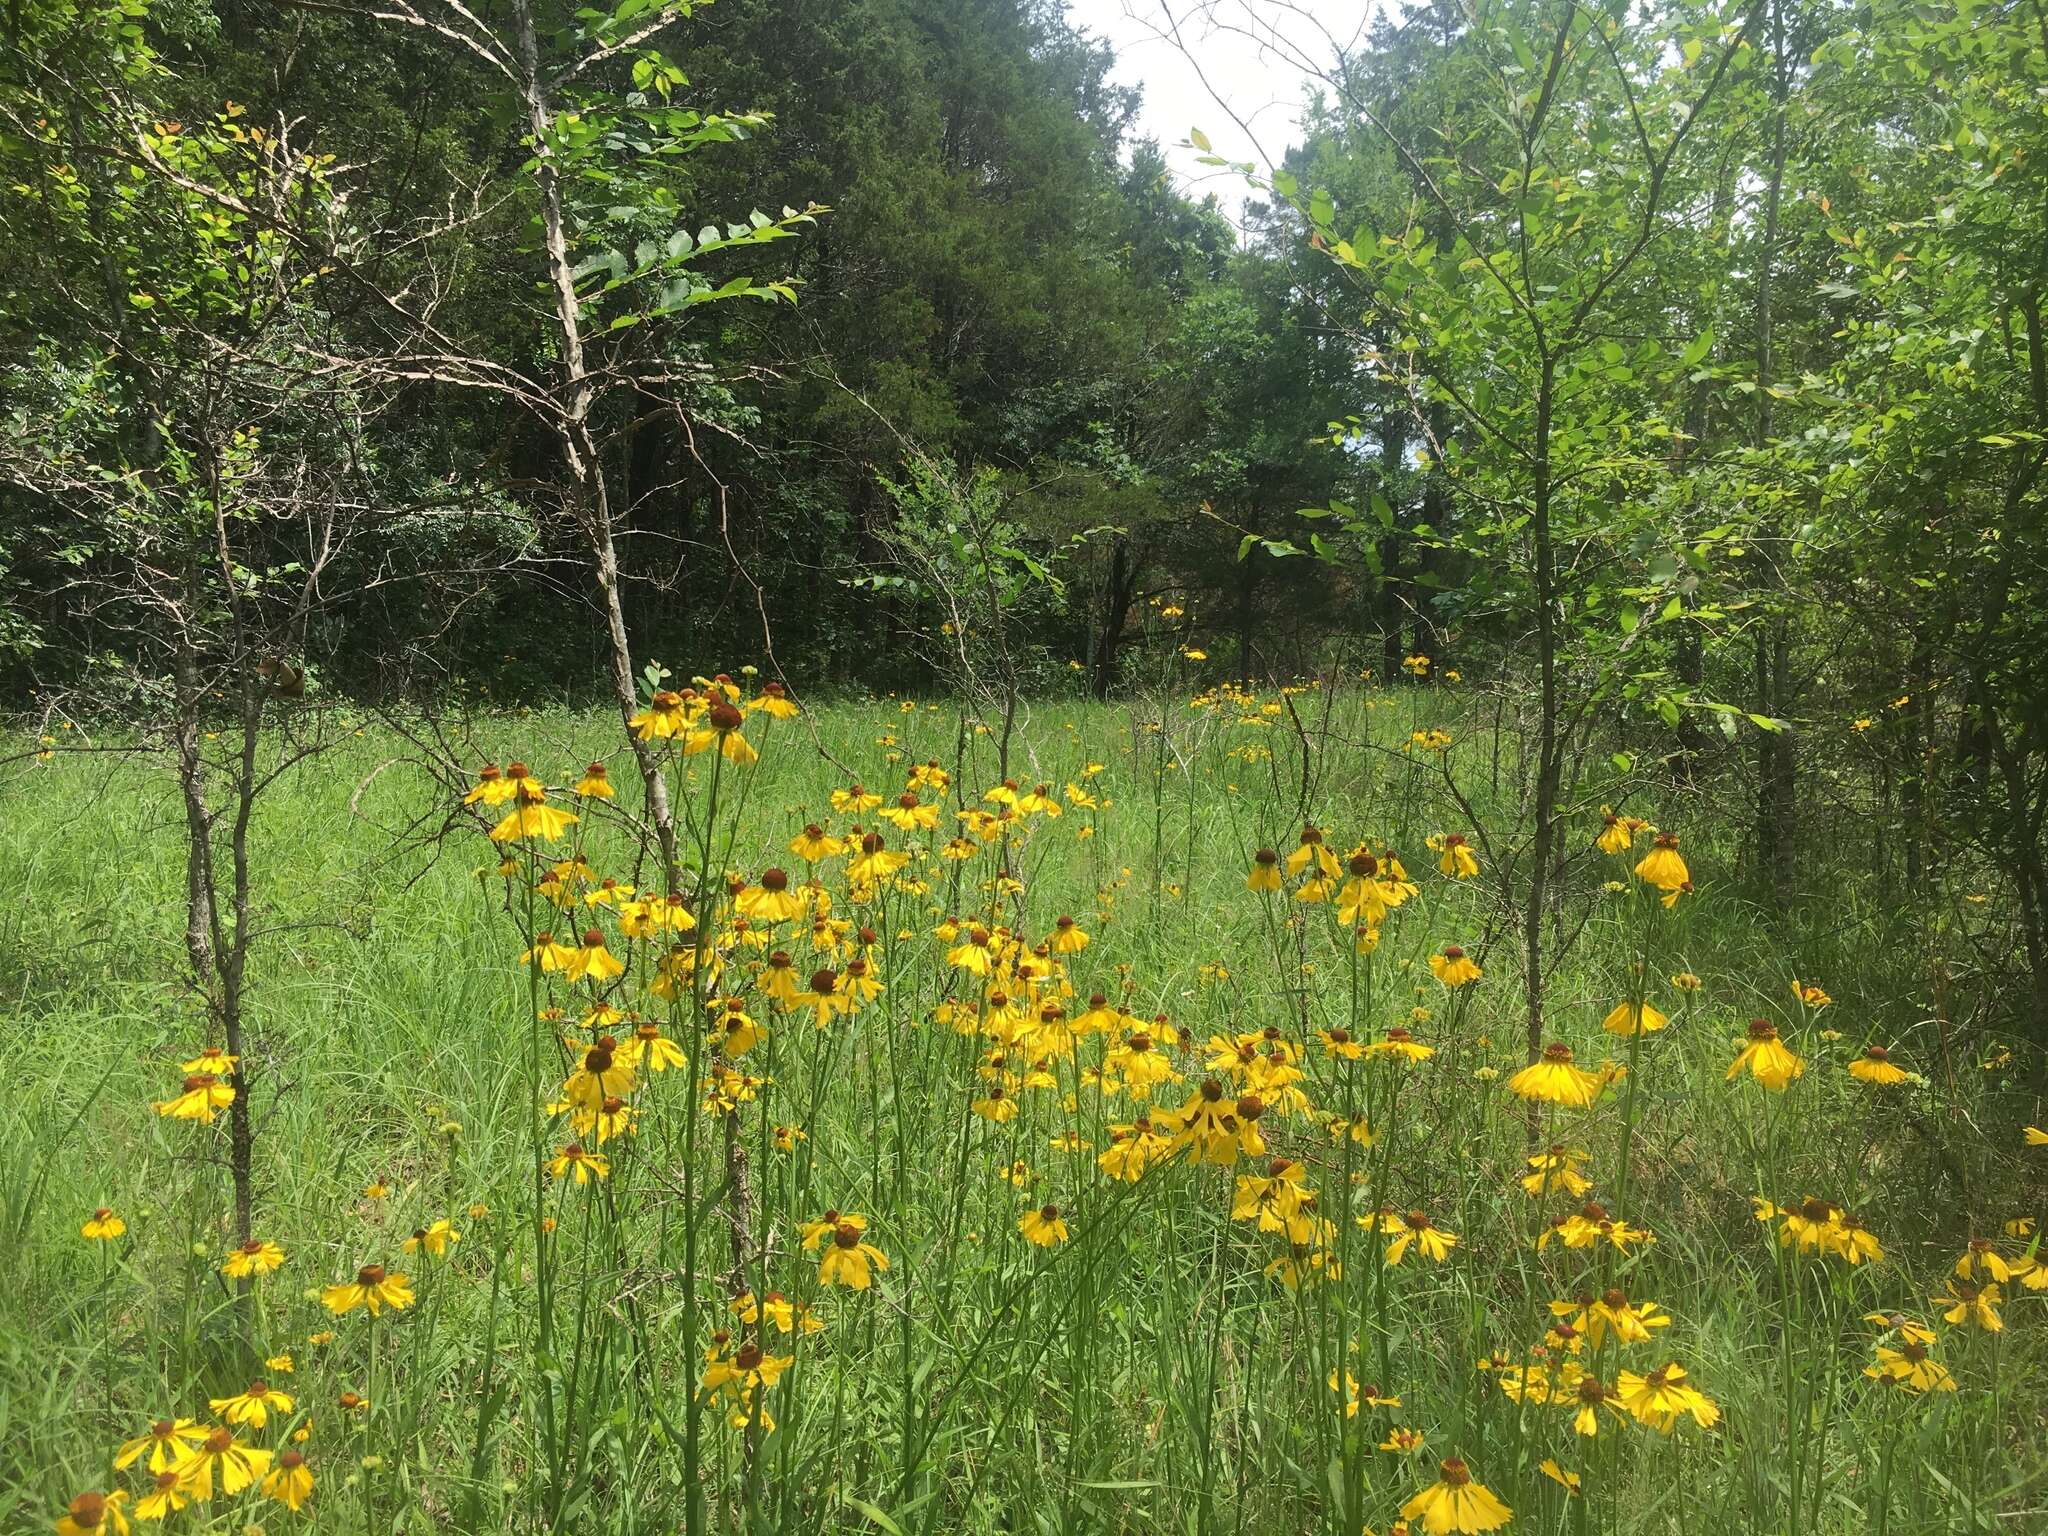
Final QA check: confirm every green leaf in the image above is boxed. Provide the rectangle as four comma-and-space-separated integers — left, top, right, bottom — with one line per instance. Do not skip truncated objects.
839, 1495, 905, 1535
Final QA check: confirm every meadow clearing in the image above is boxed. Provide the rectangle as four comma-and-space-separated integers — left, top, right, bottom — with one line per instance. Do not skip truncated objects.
5, 674, 2042, 1536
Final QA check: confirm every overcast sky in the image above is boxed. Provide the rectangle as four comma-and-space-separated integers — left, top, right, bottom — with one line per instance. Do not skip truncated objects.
1069, 1, 1379, 221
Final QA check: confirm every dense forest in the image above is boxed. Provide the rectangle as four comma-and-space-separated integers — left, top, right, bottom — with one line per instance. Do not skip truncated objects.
10, 0, 2047, 1018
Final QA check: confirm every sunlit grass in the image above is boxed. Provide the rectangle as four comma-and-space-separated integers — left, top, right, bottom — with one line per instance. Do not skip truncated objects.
4, 682, 2041, 1535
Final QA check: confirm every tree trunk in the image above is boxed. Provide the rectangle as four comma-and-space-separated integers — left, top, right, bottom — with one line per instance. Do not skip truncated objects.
513, 0, 678, 886
1092, 536, 1136, 701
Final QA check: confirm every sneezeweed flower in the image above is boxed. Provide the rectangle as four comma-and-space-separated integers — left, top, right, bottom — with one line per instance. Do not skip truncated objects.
1429, 946, 1482, 987
1428, 832, 1479, 879
701, 1340, 795, 1424
1554, 1367, 1625, 1437
1865, 1337, 1955, 1394
403, 1219, 461, 1258
623, 1019, 689, 1072
1670, 971, 1702, 992
1014, 782, 1062, 817
1104, 1029, 1179, 1099
1507, 1043, 1604, 1107
519, 931, 576, 972
1832, 1213, 1886, 1265
750, 679, 800, 719
178, 1425, 273, 1499
1863, 1310, 1936, 1344
1539, 1201, 1655, 1253
1380, 1426, 1427, 1453
795, 968, 844, 1027
321, 1263, 415, 1316
1019, 1203, 1070, 1246
1955, 1236, 2024, 1285
1309, 1021, 1369, 1064
1520, 1146, 1592, 1200
1380, 1209, 1459, 1266
971, 1085, 1018, 1123
685, 700, 758, 763
1789, 977, 1832, 1010
1244, 847, 1283, 892
737, 867, 805, 924
222, 1239, 287, 1278
1727, 1020, 1804, 1090
1615, 1363, 1720, 1432
209, 1380, 293, 1428
2025, 1126, 2048, 1146
1633, 830, 1688, 892
630, 690, 692, 739
81, 1207, 126, 1241
155, 1073, 234, 1123
1368, 1027, 1435, 1064
1098, 1118, 1171, 1181
789, 823, 845, 863
566, 928, 624, 983
134, 1470, 190, 1522
489, 774, 578, 843
116, 1419, 208, 1472
1933, 1286, 1998, 1335
260, 1450, 314, 1511
733, 1290, 823, 1335
1755, 1195, 1857, 1259
1538, 1460, 1582, 1495
1596, 807, 1644, 854
1400, 1457, 1512, 1534
1329, 1371, 1380, 1417
54, 1491, 128, 1536
179, 1045, 236, 1075
1848, 1045, 1909, 1085
1286, 825, 1341, 880
1564, 1288, 1671, 1347
564, 1039, 635, 1108
847, 831, 908, 884
572, 761, 614, 798
817, 1219, 890, 1289
1600, 1000, 1668, 1036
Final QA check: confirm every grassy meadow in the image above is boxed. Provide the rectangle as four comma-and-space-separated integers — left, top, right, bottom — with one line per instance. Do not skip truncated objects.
4, 678, 2043, 1535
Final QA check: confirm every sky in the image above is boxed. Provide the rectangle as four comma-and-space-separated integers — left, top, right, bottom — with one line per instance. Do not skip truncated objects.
1068, 0, 1380, 221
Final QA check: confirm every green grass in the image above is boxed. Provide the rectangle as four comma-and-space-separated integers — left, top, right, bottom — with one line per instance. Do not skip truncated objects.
3, 683, 2041, 1535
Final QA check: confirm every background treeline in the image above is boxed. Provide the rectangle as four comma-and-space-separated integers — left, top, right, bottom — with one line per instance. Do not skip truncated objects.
4, 1, 2047, 1042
